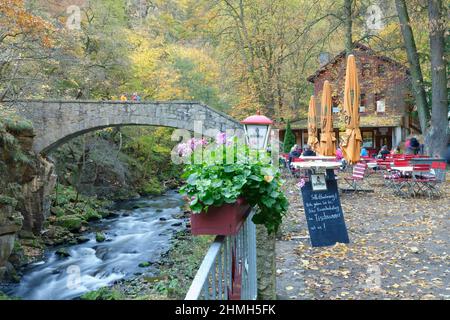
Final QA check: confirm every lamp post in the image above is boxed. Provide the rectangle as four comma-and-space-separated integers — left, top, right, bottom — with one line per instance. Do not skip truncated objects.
241, 111, 276, 300
241, 111, 273, 151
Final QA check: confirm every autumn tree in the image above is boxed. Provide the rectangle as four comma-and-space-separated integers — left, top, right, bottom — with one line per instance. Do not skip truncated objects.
0, 0, 54, 101
395, 0, 448, 156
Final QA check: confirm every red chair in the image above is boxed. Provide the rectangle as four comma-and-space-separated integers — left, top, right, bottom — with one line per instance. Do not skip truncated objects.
393, 160, 409, 167
411, 164, 433, 197
427, 162, 447, 197
376, 159, 392, 172
289, 157, 304, 177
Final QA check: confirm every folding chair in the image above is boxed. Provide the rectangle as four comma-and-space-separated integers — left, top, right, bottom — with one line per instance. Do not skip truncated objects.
424, 162, 446, 197
411, 164, 432, 197
343, 162, 370, 192
289, 157, 304, 178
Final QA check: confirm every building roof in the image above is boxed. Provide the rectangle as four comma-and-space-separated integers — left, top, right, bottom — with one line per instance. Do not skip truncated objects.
287, 115, 403, 130
307, 43, 410, 83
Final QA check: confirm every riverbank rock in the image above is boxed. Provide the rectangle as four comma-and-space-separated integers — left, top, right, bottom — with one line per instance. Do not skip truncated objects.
0, 116, 56, 280
76, 236, 90, 244
55, 215, 84, 232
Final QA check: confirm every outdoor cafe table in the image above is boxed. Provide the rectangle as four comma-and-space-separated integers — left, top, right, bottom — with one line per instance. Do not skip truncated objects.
291, 161, 341, 170
367, 162, 378, 169
391, 166, 414, 173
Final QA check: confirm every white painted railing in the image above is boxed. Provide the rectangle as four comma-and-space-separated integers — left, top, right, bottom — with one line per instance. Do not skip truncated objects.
185, 209, 257, 300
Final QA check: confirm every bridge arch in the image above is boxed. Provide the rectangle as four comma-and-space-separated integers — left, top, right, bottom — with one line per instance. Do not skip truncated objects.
7, 100, 242, 154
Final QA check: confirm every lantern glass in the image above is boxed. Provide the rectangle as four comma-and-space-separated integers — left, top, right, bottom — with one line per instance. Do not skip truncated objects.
244, 124, 270, 150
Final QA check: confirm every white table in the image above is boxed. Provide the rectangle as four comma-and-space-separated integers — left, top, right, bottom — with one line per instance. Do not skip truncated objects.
391, 166, 414, 173
300, 156, 337, 161
367, 162, 378, 169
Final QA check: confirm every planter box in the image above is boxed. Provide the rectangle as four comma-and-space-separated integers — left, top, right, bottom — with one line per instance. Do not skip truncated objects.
190, 198, 250, 236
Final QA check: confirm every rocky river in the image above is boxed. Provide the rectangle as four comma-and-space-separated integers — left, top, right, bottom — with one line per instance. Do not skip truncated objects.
3, 191, 186, 300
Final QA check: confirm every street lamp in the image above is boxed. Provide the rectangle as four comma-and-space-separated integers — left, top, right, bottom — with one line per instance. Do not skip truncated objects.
241, 111, 273, 150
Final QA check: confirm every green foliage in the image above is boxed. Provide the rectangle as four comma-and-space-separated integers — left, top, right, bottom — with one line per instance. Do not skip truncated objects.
0, 291, 20, 300
2, 118, 33, 134
138, 261, 151, 268
49, 185, 112, 233
180, 141, 288, 234
80, 287, 124, 300
156, 233, 213, 299
0, 195, 18, 206
141, 177, 165, 195
283, 121, 296, 153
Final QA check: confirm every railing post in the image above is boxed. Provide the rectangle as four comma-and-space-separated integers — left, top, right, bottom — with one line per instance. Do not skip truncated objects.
185, 208, 257, 300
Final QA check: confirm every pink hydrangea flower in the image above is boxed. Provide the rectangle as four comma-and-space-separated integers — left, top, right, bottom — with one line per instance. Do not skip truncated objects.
216, 132, 227, 145
296, 178, 306, 189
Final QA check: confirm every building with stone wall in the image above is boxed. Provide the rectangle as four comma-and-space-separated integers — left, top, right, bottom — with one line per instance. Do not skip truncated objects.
280, 43, 419, 156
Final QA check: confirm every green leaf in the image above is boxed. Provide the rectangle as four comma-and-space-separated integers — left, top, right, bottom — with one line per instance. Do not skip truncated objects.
248, 175, 262, 181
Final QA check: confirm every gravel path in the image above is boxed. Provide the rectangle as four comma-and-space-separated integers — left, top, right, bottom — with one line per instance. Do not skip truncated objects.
276, 171, 449, 300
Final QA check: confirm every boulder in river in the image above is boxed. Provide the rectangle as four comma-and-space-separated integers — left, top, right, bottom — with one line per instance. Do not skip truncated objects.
55, 248, 71, 258
95, 232, 106, 242
76, 236, 90, 244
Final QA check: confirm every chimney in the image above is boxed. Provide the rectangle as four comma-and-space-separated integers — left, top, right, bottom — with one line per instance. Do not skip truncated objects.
319, 52, 330, 67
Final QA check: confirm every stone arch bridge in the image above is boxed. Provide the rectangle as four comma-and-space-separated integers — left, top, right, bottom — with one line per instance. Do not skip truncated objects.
7, 100, 242, 154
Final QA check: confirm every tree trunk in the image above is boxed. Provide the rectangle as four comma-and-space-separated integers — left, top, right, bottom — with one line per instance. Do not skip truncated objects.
256, 224, 276, 300
395, 0, 430, 134
426, 0, 448, 157
344, 0, 353, 54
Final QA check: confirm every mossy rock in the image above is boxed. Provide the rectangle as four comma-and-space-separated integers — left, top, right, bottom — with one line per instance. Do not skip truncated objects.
84, 208, 102, 221
51, 206, 65, 217
98, 209, 112, 218
0, 195, 18, 207
140, 178, 164, 195
55, 215, 84, 232
55, 248, 71, 258
80, 287, 124, 300
95, 232, 106, 242
138, 261, 151, 268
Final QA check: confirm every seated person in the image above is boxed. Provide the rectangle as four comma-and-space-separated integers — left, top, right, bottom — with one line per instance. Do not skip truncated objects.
302, 144, 316, 157
360, 147, 368, 157
288, 144, 301, 163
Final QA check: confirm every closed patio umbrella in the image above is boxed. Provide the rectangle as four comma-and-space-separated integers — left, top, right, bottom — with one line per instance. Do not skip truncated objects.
341, 54, 362, 164
307, 95, 319, 152
319, 81, 336, 156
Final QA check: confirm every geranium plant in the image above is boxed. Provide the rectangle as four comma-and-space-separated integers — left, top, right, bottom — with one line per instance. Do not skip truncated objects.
179, 134, 288, 234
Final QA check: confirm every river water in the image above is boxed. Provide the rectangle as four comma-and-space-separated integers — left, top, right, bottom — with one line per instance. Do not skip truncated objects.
6, 190, 186, 300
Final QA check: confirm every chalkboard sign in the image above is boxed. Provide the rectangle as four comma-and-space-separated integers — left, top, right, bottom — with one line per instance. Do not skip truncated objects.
301, 169, 349, 247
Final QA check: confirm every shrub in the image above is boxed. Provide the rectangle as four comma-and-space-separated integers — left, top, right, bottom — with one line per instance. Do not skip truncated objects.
283, 120, 296, 153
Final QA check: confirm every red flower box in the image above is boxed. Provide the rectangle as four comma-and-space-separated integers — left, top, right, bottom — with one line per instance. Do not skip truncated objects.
190, 198, 250, 236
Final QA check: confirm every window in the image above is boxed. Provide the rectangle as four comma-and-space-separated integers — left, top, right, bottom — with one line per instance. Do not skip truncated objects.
332, 96, 340, 113
359, 93, 367, 113
377, 64, 386, 76
362, 131, 374, 148
375, 93, 385, 113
